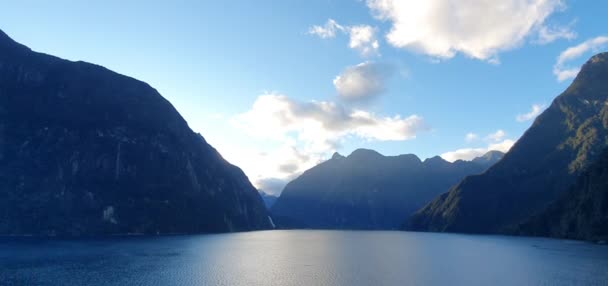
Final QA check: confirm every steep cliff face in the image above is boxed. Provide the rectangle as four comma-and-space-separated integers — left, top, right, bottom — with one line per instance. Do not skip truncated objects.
271, 149, 502, 229
0, 30, 271, 236
516, 148, 608, 242
408, 53, 608, 234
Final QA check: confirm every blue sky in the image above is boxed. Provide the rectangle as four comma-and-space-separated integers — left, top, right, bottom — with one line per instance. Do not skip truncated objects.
1, 0, 607, 194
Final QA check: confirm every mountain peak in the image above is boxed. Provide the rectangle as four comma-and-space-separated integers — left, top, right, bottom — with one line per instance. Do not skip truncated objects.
472, 150, 505, 165
423, 156, 449, 166
0, 29, 11, 42
590, 52, 608, 64
0, 29, 28, 53
331, 152, 345, 160
273, 148, 494, 230
348, 148, 384, 160
567, 52, 608, 99
397, 153, 422, 162
581, 52, 608, 73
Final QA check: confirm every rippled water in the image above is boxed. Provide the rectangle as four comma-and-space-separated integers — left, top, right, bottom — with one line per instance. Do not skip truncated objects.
1, 230, 608, 286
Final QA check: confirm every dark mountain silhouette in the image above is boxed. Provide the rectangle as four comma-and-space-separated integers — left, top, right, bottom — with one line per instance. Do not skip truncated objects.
271, 149, 503, 229
408, 53, 608, 235
0, 29, 271, 236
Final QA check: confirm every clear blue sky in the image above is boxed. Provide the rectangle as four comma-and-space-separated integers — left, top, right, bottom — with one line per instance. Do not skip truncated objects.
1, 0, 607, 194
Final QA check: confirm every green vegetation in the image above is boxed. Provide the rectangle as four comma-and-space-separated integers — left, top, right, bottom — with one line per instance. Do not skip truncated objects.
408, 53, 608, 237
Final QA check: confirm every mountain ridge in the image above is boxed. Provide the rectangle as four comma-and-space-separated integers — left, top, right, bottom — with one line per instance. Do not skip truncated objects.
408, 52, 608, 235
0, 29, 272, 236
271, 149, 503, 229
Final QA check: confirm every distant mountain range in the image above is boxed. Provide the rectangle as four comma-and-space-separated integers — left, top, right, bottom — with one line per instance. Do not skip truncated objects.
408, 53, 608, 241
0, 29, 271, 236
271, 149, 503, 229
259, 191, 278, 209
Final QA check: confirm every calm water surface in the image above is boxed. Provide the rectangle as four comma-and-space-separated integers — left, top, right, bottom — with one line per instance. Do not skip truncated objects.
1, 230, 608, 286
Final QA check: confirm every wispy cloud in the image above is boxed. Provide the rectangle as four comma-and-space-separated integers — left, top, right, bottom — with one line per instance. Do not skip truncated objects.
308, 19, 344, 39
516, 104, 546, 122
536, 24, 577, 44
486, 130, 507, 142
465, 132, 480, 143
309, 19, 380, 56
553, 36, 608, 81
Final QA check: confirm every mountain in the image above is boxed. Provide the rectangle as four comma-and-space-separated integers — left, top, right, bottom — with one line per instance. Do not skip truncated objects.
472, 150, 504, 166
259, 191, 278, 209
0, 29, 271, 236
408, 53, 608, 234
270, 149, 503, 229
516, 148, 608, 242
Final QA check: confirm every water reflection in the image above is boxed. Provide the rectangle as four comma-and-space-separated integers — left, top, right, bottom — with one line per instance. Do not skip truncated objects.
1, 230, 607, 286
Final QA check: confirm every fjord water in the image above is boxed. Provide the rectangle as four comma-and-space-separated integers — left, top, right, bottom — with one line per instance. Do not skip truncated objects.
2, 231, 607, 286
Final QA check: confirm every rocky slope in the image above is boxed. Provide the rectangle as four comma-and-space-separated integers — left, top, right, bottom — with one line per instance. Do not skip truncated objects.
271, 149, 502, 229
0, 29, 271, 236
408, 53, 608, 235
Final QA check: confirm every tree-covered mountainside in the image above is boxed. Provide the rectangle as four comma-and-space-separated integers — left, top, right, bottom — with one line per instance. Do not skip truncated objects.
408, 53, 608, 234
0, 29, 271, 236
516, 148, 608, 242
271, 149, 502, 229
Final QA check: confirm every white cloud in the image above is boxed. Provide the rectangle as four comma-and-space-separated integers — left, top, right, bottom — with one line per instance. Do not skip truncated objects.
442, 139, 516, 162
256, 178, 290, 196
309, 20, 380, 56
347, 25, 380, 56
234, 93, 427, 152
214, 140, 322, 196
536, 24, 577, 44
516, 104, 546, 122
465, 132, 479, 143
308, 19, 344, 39
366, 0, 568, 62
333, 62, 393, 100
487, 129, 507, 142
443, 130, 516, 162
229, 93, 428, 193
553, 36, 608, 81
554, 68, 581, 82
